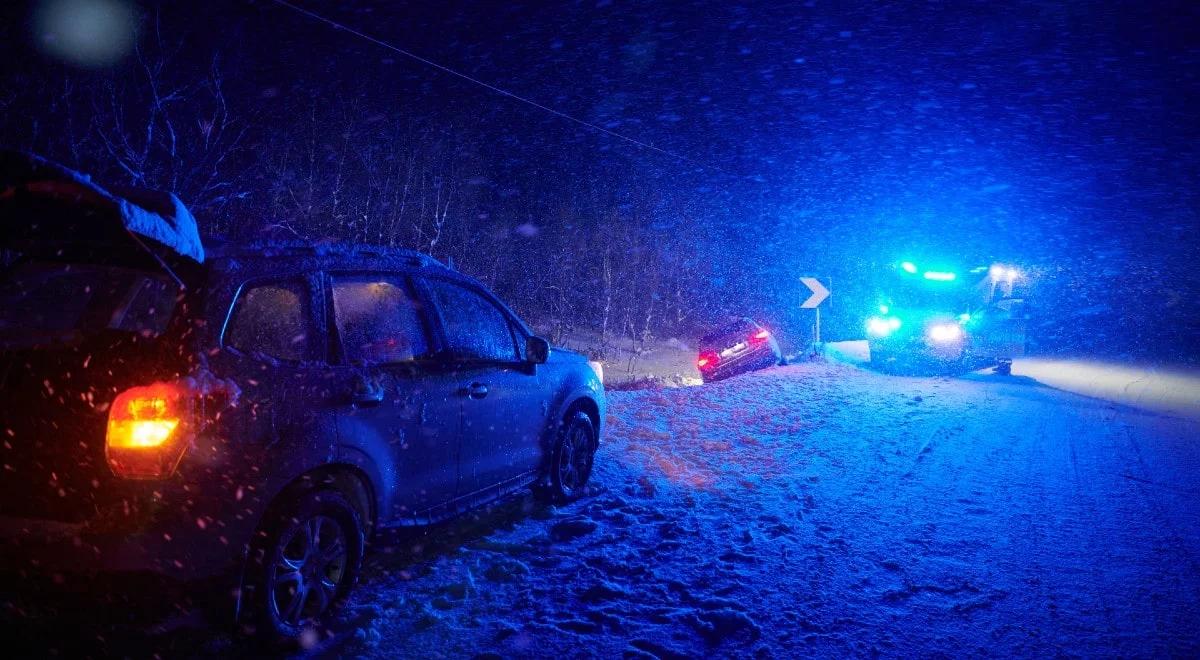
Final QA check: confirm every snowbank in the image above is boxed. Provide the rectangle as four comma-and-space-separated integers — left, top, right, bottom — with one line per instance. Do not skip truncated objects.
552, 330, 703, 389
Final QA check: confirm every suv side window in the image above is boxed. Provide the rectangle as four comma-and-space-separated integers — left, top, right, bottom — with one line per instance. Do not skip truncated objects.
331, 275, 431, 364
224, 279, 316, 362
424, 278, 519, 362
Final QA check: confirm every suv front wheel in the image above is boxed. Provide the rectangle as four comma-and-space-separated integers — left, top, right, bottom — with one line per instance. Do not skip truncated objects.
542, 411, 597, 502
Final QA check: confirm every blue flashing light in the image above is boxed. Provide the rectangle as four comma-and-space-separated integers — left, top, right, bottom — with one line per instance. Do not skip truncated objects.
958, 313, 972, 323
923, 271, 957, 281
879, 304, 889, 315
901, 261, 918, 274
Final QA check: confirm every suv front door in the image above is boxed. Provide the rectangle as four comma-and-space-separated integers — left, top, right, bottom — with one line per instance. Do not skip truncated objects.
420, 277, 549, 500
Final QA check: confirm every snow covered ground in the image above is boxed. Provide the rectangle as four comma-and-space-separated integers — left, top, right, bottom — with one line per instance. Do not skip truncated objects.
336, 359, 1200, 657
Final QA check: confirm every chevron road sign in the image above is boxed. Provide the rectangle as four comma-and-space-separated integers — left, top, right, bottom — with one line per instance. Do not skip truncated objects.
800, 277, 830, 309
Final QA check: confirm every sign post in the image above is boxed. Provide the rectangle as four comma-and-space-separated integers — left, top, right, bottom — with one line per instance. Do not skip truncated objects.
800, 276, 831, 346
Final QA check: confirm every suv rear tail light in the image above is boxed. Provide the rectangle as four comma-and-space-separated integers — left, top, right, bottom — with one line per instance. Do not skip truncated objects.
106, 381, 196, 479
697, 352, 719, 369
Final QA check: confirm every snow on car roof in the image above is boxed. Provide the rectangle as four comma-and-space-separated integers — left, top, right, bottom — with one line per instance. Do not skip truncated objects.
0, 150, 205, 263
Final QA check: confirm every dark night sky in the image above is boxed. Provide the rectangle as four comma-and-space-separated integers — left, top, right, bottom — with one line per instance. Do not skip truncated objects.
7, 1, 1198, 238
232, 0, 1200, 257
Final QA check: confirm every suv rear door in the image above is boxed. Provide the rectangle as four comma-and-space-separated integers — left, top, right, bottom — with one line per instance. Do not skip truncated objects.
419, 276, 549, 500
327, 273, 462, 521
219, 274, 345, 489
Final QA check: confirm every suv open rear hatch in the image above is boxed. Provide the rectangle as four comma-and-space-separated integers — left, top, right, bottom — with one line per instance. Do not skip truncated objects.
0, 151, 205, 283
0, 153, 205, 523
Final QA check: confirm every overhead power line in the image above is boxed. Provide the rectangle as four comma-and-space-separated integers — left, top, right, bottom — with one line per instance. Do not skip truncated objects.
262, 0, 731, 175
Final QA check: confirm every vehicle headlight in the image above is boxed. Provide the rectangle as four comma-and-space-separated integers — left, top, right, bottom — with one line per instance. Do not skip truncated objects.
990, 264, 1021, 281
928, 323, 963, 342
867, 316, 901, 337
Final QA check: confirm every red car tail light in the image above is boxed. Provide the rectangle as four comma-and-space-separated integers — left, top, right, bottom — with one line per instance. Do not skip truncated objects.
697, 352, 719, 369
106, 381, 196, 479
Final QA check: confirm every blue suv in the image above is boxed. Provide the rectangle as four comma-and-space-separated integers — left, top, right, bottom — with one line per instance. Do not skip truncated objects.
0, 152, 604, 639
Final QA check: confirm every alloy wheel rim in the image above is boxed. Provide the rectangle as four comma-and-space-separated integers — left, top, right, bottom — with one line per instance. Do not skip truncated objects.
271, 514, 348, 626
558, 425, 593, 493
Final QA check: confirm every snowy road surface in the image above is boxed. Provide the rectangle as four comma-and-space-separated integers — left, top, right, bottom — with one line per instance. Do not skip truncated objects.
1005, 358, 1200, 421
342, 361, 1200, 657
827, 339, 1200, 421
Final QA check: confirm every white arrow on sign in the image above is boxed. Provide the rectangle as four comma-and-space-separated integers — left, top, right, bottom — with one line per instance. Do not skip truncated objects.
800, 277, 830, 309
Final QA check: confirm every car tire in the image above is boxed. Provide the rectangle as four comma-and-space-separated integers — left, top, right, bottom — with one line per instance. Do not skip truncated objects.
243, 488, 364, 642
541, 411, 597, 502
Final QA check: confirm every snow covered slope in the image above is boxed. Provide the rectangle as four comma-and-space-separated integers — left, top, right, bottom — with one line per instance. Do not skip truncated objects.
342, 361, 1200, 657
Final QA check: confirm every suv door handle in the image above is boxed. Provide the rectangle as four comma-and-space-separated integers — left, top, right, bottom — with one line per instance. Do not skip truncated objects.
351, 376, 386, 407
461, 382, 489, 399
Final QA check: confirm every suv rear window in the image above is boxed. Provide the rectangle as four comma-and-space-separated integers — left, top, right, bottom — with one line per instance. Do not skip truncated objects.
331, 275, 431, 364
224, 279, 316, 362
0, 261, 177, 339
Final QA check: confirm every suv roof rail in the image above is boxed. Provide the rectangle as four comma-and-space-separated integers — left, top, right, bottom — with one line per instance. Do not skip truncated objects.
206, 239, 445, 268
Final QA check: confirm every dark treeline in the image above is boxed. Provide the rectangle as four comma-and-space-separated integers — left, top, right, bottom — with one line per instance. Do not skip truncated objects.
3, 1, 1198, 364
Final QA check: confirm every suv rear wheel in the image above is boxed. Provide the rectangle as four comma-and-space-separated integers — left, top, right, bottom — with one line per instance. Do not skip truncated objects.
245, 488, 364, 641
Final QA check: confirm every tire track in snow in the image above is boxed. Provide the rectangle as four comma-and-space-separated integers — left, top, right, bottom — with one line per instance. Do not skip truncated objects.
1114, 419, 1200, 652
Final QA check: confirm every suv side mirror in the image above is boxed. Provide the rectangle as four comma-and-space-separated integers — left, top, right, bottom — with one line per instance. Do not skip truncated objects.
526, 336, 550, 364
